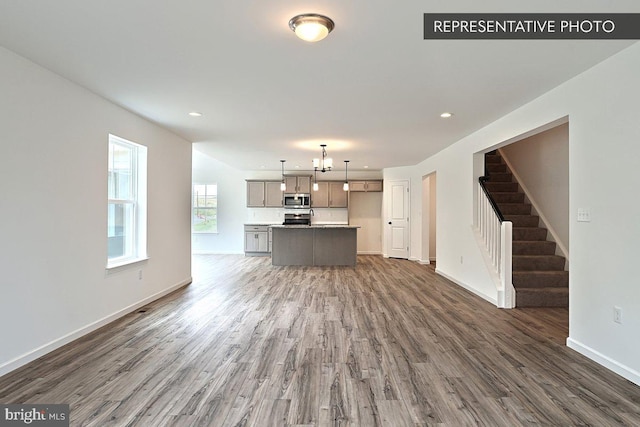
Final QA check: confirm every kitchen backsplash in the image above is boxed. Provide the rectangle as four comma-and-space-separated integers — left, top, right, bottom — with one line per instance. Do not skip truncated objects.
247, 208, 348, 225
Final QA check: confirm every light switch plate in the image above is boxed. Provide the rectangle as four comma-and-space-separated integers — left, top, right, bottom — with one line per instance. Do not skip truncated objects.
577, 208, 591, 222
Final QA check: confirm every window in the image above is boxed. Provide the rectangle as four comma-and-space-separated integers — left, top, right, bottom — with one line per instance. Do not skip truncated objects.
107, 135, 147, 267
192, 184, 217, 233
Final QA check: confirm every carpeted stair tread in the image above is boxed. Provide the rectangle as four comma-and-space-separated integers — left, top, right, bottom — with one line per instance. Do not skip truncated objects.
505, 215, 539, 227
485, 154, 502, 163
516, 287, 568, 307
484, 182, 519, 192
513, 227, 547, 241
491, 192, 525, 203
513, 240, 556, 255
487, 172, 513, 182
513, 255, 565, 271
497, 203, 532, 215
513, 271, 569, 288
486, 163, 507, 173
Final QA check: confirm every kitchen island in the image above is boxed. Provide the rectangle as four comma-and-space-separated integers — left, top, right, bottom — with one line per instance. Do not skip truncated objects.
270, 225, 359, 266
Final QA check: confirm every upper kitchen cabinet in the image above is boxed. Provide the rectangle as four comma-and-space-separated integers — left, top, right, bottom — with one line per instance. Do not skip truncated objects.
312, 181, 348, 208
311, 182, 329, 207
246, 180, 283, 207
247, 181, 265, 207
328, 182, 348, 208
265, 182, 284, 207
349, 180, 383, 192
284, 175, 311, 193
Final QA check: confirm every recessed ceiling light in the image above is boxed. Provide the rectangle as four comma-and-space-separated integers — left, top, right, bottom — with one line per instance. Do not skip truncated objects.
189, 112, 203, 117
440, 112, 453, 118
363, 165, 369, 169
295, 165, 301, 169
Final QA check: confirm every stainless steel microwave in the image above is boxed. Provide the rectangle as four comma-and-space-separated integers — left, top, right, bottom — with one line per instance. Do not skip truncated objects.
283, 193, 311, 209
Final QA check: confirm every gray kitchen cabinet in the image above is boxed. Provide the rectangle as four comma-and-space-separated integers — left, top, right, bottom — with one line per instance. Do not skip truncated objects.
244, 225, 270, 255
349, 180, 383, 192
247, 181, 283, 207
284, 175, 311, 193
265, 181, 283, 207
328, 182, 348, 208
247, 181, 265, 207
311, 181, 329, 207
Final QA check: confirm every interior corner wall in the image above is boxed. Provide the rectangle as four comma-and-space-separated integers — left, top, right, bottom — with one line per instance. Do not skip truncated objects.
403, 42, 640, 385
421, 176, 431, 262
0, 47, 192, 376
192, 148, 246, 254
429, 174, 437, 261
420, 173, 437, 263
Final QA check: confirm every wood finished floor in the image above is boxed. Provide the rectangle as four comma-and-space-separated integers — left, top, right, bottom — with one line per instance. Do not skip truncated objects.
1, 255, 639, 426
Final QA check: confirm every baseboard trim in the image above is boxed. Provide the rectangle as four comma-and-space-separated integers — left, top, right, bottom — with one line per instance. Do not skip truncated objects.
0, 277, 192, 378
435, 269, 497, 306
566, 337, 640, 386
416, 259, 431, 265
357, 251, 382, 255
192, 251, 244, 255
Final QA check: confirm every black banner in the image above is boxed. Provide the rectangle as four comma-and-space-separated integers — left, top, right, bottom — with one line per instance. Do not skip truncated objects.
424, 14, 640, 39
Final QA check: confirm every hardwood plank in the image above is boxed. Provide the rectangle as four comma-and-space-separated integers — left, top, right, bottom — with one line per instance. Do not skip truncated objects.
0, 254, 638, 426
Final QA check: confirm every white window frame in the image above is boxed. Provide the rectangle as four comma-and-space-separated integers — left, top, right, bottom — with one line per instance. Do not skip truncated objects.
192, 183, 218, 234
107, 134, 148, 269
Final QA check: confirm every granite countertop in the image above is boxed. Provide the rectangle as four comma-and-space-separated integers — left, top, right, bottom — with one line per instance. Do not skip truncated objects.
270, 224, 360, 229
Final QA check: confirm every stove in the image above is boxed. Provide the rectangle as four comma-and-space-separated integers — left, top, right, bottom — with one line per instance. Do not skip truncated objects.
283, 213, 311, 226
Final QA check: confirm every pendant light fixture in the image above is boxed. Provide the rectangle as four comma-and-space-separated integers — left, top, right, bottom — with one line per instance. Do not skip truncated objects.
343, 160, 350, 191
313, 144, 333, 173
289, 14, 335, 42
313, 168, 319, 191
280, 160, 286, 191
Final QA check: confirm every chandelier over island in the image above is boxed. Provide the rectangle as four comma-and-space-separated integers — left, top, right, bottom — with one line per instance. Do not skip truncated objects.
309, 144, 349, 192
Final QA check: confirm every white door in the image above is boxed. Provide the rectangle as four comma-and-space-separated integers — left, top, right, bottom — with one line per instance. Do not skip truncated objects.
387, 180, 410, 259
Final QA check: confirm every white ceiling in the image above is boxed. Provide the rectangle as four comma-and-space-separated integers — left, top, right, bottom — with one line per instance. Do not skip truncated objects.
1, 1, 638, 171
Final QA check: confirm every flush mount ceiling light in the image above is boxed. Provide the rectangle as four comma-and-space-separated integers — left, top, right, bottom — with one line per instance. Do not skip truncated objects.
440, 112, 453, 118
289, 14, 335, 42
189, 112, 203, 117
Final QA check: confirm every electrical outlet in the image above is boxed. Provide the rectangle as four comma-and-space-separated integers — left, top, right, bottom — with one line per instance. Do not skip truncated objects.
460, 256, 463, 264
614, 306, 622, 324
138, 270, 143, 280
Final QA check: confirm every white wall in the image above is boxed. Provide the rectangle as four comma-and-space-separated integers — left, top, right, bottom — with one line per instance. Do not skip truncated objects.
501, 123, 569, 254
349, 192, 383, 254
0, 47, 192, 376
192, 148, 246, 254
399, 42, 640, 385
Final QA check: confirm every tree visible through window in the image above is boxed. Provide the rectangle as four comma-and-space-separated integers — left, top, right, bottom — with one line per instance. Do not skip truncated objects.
193, 184, 217, 233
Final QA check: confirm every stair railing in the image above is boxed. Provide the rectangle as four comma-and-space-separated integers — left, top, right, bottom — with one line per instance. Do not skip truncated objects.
477, 176, 515, 308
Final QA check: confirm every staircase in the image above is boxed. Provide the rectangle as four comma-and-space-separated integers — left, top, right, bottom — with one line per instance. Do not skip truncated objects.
483, 151, 568, 307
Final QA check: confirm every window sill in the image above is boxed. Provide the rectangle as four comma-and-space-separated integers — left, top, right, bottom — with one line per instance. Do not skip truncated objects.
106, 256, 149, 273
